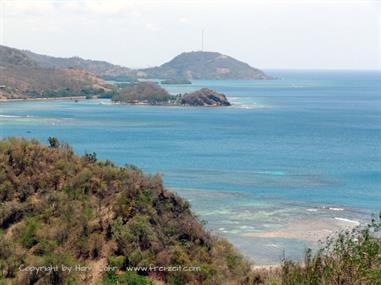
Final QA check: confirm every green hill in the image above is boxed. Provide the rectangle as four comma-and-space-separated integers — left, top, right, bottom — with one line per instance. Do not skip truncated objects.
139, 51, 273, 80
0, 138, 253, 285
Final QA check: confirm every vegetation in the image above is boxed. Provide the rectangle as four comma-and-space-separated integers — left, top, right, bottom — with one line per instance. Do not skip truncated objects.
0, 65, 112, 100
0, 45, 275, 100
21, 48, 135, 79
161, 78, 191, 85
21, 87, 116, 99
0, 46, 115, 100
140, 51, 273, 80
250, 213, 381, 285
0, 137, 378, 284
112, 82, 231, 106
279, 213, 381, 285
112, 82, 174, 104
102, 75, 138, 83
0, 137, 252, 285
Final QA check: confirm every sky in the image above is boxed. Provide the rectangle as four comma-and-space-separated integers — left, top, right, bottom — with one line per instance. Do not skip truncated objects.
1, 0, 380, 70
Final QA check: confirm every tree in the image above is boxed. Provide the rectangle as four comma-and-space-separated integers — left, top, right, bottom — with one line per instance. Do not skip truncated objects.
48, 137, 60, 148
84, 152, 97, 163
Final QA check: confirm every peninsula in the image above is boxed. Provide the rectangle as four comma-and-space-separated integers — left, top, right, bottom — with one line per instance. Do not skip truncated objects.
112, 82, 231, 106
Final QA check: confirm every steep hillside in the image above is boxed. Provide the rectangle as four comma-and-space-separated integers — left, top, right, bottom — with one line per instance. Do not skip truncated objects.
139, 51, 273, 80
0, 46, 112, 99
0, 138, 254, 285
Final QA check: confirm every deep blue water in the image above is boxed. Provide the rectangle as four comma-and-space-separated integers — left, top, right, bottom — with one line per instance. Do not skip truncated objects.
1, 70, 380, 264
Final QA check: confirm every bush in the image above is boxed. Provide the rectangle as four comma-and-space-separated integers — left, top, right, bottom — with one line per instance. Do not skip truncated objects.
19, 218, 39, 248
280, 212, 381, 285
102, 271, 153, 285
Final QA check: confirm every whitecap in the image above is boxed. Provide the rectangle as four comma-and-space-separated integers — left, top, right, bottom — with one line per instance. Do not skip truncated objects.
306, 208, 318, 212
266, 243, 280, 248
99, 100, 113, 105
234, 104, 258, 109
334, 217, 360, 226
329, 207, 344, 211
239, 225, 254, 230
0, 114, 20, 118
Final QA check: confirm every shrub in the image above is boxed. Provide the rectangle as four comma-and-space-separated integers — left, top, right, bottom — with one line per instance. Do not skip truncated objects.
102, 271, 153, 285
48, 136, 60, 148
280, 212, 381, 285
19, 218, 39, 248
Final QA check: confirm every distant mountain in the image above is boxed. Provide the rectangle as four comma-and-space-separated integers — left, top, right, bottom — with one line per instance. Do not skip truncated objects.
23, 49, 134, 79
0, 46, 111, 99
138, 51, 273, 80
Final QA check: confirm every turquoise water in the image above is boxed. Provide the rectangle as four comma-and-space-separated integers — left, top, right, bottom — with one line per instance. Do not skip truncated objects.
1, 70, 380, 264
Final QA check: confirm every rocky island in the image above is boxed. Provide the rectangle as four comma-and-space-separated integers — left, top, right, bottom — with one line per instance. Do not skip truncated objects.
112, 82, 231, 106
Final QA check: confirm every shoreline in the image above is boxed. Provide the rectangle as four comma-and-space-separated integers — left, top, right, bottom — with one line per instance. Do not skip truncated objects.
0, 97, 235, 108
0, 96, 87, 102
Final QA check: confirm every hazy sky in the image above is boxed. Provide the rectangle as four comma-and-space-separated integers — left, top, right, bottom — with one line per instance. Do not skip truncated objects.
1, 0, 380, 69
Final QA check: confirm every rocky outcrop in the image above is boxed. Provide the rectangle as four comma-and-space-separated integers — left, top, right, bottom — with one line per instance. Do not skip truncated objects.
180, 88, 231, 106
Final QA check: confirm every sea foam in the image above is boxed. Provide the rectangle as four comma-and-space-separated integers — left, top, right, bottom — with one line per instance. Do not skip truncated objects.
334, 217, 360, 226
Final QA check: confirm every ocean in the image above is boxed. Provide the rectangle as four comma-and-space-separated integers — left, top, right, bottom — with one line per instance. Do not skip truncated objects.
1, 70, 380, 264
